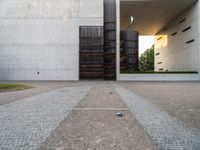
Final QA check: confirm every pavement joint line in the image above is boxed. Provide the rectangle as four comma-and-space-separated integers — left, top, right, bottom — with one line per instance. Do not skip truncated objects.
0, 85, 93, 150
73, 108, 130, 111
113, 83, 200, 150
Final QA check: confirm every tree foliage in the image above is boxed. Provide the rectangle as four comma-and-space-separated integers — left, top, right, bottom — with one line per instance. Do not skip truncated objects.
139, 45, 154, 72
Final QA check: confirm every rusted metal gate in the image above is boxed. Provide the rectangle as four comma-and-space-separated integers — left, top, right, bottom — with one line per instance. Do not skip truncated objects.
79, 26, 104, 79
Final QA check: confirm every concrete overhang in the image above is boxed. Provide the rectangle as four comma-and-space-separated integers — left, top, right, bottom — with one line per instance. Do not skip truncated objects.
120, 0, 198, 35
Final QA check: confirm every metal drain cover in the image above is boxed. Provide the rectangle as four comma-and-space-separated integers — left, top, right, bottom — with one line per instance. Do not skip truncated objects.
116, 112, 123, 117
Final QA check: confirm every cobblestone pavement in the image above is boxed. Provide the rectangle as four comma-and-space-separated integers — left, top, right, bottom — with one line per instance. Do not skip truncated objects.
119, 82, 200, 129
114, 83, 200, 150
0, 81, 94, 106
1, 81, 200, 150
0, 84, 93, 150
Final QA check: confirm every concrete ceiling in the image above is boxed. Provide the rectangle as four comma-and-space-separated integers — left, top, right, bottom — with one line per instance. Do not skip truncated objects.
120, 0, 198, 35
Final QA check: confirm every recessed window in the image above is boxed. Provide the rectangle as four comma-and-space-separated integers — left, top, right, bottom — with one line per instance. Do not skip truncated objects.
157, 37, 162, 41
156, 52, 160, 56
182, 26, 191, 32
179, 18, 186, 24
186, 39, 195, 44
159, 68, 164, 71
171, 32, 177, 36
157, 62, 163, 64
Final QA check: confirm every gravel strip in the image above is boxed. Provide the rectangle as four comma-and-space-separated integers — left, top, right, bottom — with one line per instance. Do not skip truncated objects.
0, 85, 92, 150
114, 83, 200, 150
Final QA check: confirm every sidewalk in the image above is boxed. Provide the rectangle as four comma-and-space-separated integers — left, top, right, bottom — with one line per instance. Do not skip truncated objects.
41, 82, 156, 150
0, 81, 200, 150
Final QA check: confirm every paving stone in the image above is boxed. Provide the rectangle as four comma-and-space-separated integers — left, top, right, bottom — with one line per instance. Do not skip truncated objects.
0, 85, 93, 150
40, 82, 156, 150
119, 81, 200, 129
114, 83, 200, 150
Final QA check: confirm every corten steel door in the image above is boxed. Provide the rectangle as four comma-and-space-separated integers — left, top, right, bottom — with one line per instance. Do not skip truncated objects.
79, 26, 104, 79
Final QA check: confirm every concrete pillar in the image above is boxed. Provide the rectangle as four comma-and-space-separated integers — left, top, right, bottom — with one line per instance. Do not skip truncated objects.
116, 0, 120, 81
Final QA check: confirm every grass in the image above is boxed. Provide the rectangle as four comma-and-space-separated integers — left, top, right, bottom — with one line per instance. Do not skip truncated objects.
0, 84, 33, 93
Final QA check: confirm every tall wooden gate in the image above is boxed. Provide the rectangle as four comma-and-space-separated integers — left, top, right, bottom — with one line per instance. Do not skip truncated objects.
79, 26, 104, 79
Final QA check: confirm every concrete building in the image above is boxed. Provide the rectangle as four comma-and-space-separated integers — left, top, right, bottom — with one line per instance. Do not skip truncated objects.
0, 0, 103, 80
154, 3, 199, 72
0, 0, 200, 81
119, 0, 200, 81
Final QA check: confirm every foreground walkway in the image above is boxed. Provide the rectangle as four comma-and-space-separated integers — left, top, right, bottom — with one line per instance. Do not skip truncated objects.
0, 84, 93, 150
0, 81, 200, 150
41, 82, 156, 150
114, 84, 200, 150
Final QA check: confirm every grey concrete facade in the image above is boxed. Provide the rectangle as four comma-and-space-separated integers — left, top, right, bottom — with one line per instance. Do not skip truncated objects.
155, 2, 200, 72
0, 0, 103, 80
118, 0, 200, 81
1, 0, 200, 81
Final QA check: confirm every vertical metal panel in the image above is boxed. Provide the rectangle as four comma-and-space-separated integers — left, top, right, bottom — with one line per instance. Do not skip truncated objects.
104, 0, 117, 80
120, 31, 139, 73
79, 26, 104, 79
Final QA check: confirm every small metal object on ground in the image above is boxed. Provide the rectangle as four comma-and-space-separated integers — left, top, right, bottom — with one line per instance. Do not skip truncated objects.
116, 112, 123, 117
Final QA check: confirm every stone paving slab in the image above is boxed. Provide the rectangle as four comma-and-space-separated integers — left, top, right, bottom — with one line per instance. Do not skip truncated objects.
41, 82, 156, 150
41, 110, 156, 150
76, 82, 127, 109
114, 83, 200, 150
0, 85, 93, 150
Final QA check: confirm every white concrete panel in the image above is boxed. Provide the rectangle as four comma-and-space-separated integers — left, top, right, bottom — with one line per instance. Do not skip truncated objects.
79, 0, 103, 18
0, 45, 79, 80
155, 1, 200, 72
120, 74, 200, 81
0, 70, 79, 81
0, 0, 103, 81
0, 0, 80, 18
0, 19, 80, 45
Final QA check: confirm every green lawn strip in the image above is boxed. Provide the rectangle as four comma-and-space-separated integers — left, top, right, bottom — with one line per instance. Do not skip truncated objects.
121, 71, 198, 74
0, 84, 33, 93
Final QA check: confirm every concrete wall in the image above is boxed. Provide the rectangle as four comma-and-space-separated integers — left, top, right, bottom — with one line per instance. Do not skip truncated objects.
155, 1, 200, 72
118, 0, 200, 81
120, 73, 200, 81
116, 0, 121, 81
0, 0, 103, 80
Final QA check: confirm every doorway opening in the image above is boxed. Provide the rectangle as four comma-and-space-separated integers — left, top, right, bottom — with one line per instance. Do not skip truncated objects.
120, 0, 199, 74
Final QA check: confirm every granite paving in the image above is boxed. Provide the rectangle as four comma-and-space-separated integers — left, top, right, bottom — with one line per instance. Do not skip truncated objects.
0, 81, 94, 106
0, 84, 93, 150
1, 81, 200, 150
119, 82, 200, 129
114, 83, 200, 150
